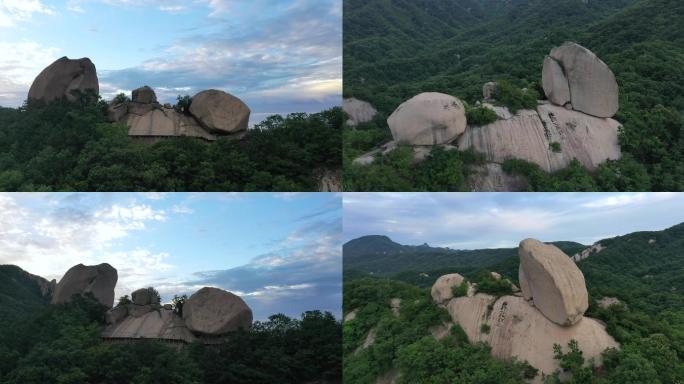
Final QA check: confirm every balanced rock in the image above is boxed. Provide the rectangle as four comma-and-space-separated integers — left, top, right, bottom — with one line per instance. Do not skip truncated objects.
388, 92, 467, 145
103, 307, 197, 343
183, 287, 252, 335
131, 287, 159, 305
51, 263, 117, 307
542, 43, 619, 118
189, 89, 250, 135
431, 273, 471, 305
518, 239, 588, 325
28, 57, 99, 103
132, 86, 157, 104
343, 98, 378, 126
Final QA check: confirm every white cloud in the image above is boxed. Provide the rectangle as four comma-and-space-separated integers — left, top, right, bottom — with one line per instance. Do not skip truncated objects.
581, 192, 677, 209
0, 0, 54, 27
0, 40, 60, 107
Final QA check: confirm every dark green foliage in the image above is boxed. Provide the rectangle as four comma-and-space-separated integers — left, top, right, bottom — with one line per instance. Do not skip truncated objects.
550, 142, 562, 153
172, 294, 187, 317
112, 93, 130, 104
0, 266, 51, 323
0, 287, 341, 383
466, 105, 498, 126
492, 80, 539, 114
344, 0, 684, 191
473, 269, 514, 297
343, 277, 534, 384
116, 295, 131, 306
0, 98, 341, 191
451, 280, 469, 298
480, 324, 491, 334
174, 95, 192, 114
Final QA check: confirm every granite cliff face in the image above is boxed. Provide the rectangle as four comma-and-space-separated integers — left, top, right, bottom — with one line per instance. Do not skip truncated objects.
51, 263, 117, 307
431, 239, 619, 382
28, 57, 99, 104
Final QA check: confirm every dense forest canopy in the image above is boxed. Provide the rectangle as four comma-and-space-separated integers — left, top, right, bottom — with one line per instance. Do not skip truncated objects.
0, 96, 342, 192
343, 222, 684, 383
0, 268, 342, 384
343, 0, 684, 191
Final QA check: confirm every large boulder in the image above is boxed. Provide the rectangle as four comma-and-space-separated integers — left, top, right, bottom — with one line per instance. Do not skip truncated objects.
542, 43, 619, 118
518, 239, 588, 325
51, 263, 117, 307
189, 89, 250, 135
131, 287, 159, 305
102, 308, 197, 343
388, 92, 467, 145
183, 287, 253, 335
126, 108, 216, 141
28, 57, 99, 103
132, 86, 157, 104
343, 98, 378, 126
431, 273, 471, 305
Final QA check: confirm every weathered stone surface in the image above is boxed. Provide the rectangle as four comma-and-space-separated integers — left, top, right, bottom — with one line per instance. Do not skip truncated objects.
546, 42, 619, 118
132, 86, 157, 104
343, 98, 377, 126
390, 298, 401, 317
127, 101, 157, 116
571, 242, 606, 262
597, 297, 622, 308
132, 287, 158, 305
189, 89, 250, 134
28, 57, 99, 103
106, 305, 128, 325
458, 105, 621, 173
108, 102, 128, 122
431, 273, 470, 305
537, 103, 621, 172
446, 293, 496, 342
317, 169, 342, 192
542, 56, 571, 107
519, 239, 588, 325
102, 308, 197, 343
344, 309, 359, 323
466, 163, 529, 192
388, 92, 467, 145
127, 108, 216, 141
128, 304, 154, 317
487, 296, 618, 382
52, 263, 117, 307
183, 287, 252, 335
482, 82, 498, 100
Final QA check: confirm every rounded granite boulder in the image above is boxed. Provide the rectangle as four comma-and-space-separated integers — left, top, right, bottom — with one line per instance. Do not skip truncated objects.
388, 92, 467, 145
183, 287, 253, 336
518, 239, 588, 326
189, 89, 250, 135
28, 57, 99, 103
51, 263, 118, 307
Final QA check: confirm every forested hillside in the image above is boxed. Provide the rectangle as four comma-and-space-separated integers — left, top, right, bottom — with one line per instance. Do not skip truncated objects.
343, 223, 684, 383
343, 0, 684, 191
0, 267, 342, 384
0, 98, 342, 192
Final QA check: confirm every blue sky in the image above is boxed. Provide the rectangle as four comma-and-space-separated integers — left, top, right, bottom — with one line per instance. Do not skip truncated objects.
0, 192, 342, 320
344, 193, 684, 249
0, 0, 342, 124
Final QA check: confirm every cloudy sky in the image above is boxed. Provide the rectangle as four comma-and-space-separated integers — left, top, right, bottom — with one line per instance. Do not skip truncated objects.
344, 193, 684, 249
0, 0, 341, 124
0, 192, 342, 320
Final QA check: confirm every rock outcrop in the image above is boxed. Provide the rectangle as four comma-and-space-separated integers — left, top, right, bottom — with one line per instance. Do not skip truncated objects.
388, 92, 467, 145
51, 263, 117, 307
108, 87, 251, 142
343, 98, 377, 126
104, 286, 252, 344
189, 89, 250, 135
542, 43, 619, 118
28, 57, 99, 104
458, 102, 621, 173
518, 239, 588, 326
183, 287, 253, 336
431, 273, 471, 305
432, 239, 618, 382
482, 82, 498, 100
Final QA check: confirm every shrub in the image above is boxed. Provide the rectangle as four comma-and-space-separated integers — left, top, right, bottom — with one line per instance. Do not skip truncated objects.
550, 142, 562, 153
174, 95, 192, 114
113, 93, 130, 104
466, 105, 498, 126
494, 80, 538, 114
480, 324, 491, 334
451, 280, 469, 298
